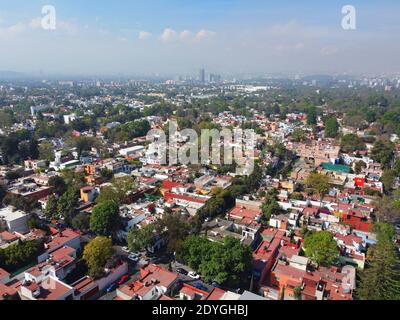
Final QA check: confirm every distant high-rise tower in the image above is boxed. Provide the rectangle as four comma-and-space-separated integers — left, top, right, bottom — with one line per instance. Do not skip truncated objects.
199, 68, 205, 84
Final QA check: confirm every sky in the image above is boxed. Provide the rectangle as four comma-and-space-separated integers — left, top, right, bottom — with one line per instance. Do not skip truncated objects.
0, 0, 399, 76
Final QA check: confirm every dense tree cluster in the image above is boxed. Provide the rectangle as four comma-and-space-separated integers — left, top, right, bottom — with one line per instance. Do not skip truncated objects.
303, 231, 339, 267
177, 236, 252, 287
0, 240, 44, 273
358, 224, 400, 300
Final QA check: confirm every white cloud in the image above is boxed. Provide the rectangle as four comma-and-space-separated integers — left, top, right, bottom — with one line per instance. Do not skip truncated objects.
0, 22, 26, 39
160, 28, 177, 42
321, 45, 339, 56
30, 17, 42, 29
138, 31, 151, 40
58, 21, 79, 35
179, 30, 193, 41
29, 16, 78, 35
195, 29, 216, 41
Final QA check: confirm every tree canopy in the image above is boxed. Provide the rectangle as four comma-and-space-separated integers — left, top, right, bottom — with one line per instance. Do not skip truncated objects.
324, 117, 339, 138
90, 200, 121, 237
178, 235, 252, 287
358, 224, 400, 300
83, 237, 114, 279
303, 231, 338, 267
340, 134, 366, 153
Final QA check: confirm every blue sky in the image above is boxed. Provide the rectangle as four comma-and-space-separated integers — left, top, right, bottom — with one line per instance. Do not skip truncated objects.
0, 0, 399, 75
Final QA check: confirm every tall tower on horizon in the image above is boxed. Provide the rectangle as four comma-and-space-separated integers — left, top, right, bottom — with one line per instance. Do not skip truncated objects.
199, 68, 205, 84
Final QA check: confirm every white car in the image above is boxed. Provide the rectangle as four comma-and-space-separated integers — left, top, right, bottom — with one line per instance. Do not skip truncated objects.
122, 246, 130, 253
188, 271, 201, 280
128, 254, 140, 262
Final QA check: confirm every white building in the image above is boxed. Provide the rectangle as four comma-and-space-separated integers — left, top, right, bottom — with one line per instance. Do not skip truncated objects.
119, 146, 145, 158
0, 207, 30, 233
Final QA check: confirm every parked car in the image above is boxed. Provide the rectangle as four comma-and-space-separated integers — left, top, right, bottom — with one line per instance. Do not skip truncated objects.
128, 254, 140, 263
188, 271, 201, 280
176, 268, 188, 276
106, 283, 118, 293
194, 283, 208, 291
122, 246, 130, 253
118, 275, 129, 285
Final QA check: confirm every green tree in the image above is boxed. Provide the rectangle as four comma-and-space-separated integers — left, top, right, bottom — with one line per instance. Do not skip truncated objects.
307, 106, 317, 126
127, 224, 157, 252
83, 237, 114, 279
0, 240, 44, 272
49, 176, 67, 197
178, 236, 252, 287
340, 134, 366, 153
294, 286, 302, 300
357, 238, 400, 300
156, 213, 191, 253
96, 176, 136, 205
72, 212, 90, 232
324, 117, 339, 138
354, 160, 367, 174
373, 196, 400, 224
260, 189, 281, 224
100, 168, 114, 180
303, 231, 338, 267
38, 141, 54, 161
370, 140, 394, 168
305, 173, 331, 203
45, 195, 59, 219
291, 128, 307, 142
66, 136, 99, 158
0, 185, 7, 203
3, 194, 39, 213
393, 159, 400, 177
57, 187, 78, 224
90, 201, 121, 237
381, 170, 395, 193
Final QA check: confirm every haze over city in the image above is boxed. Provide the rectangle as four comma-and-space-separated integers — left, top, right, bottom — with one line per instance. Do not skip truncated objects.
0, 0, 400, 76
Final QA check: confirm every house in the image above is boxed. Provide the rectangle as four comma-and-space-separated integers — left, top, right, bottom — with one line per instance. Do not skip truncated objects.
163, 192, 210, 216
179, 284, 209, 300
19, 277, 75, 300
72, 276, 99, 301
0, 206, 30, 233
0, 280, 19, 301
95, 261, 128, 292
264, 261, 355, 301
0, 268, 10, 285
227, 199, 262, 234
24, 160, 47, 171
25, 246, 77, 282
80, 186, 97, 202
119, 146, 145, 158
206, 288, 241, 300
38, 229, 81, 263
341, 212, 371, 232
252, 228, 290, 287
0, 230, 20, 248
116, 264, 179, 300
269, 214, 289, 231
